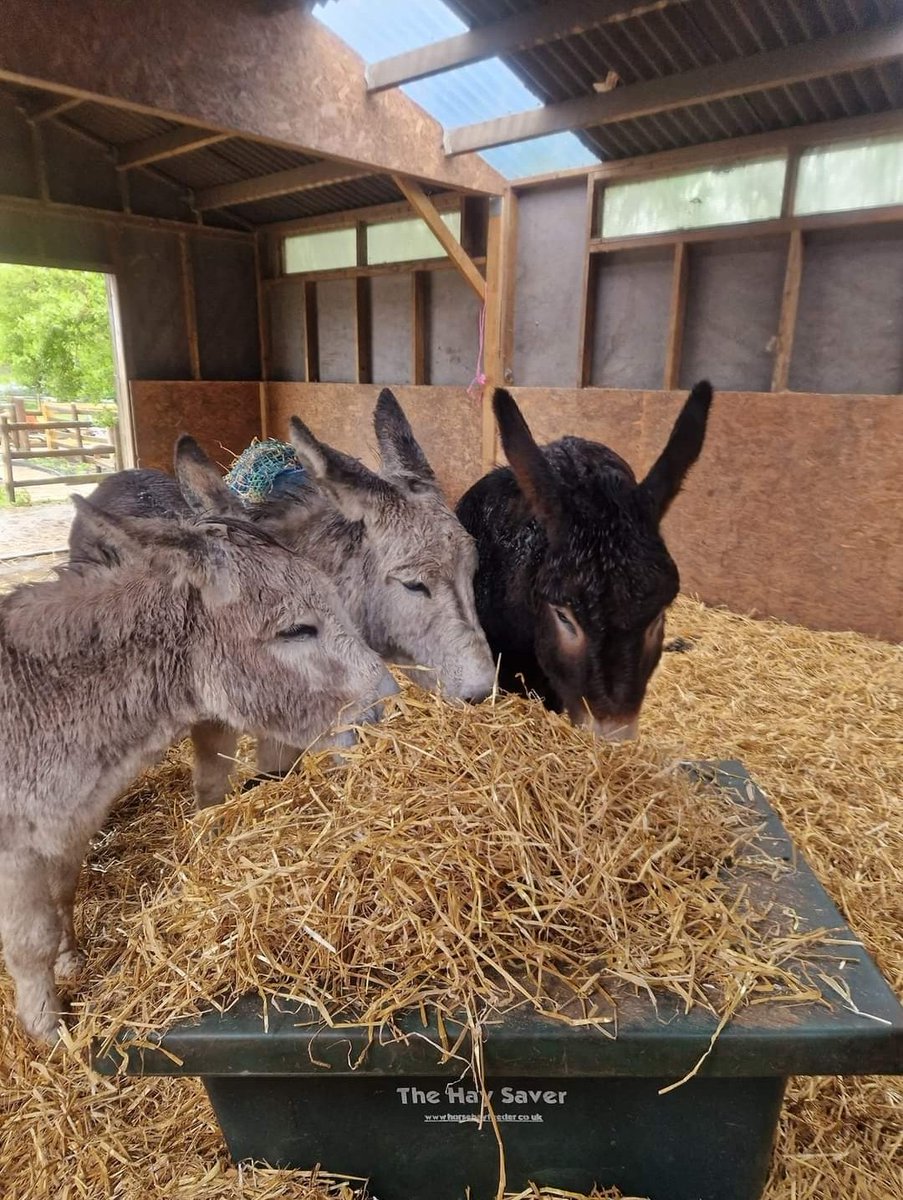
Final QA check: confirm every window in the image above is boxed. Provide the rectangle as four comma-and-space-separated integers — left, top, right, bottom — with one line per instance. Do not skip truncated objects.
366, 211, 462, 265
794, 135, 903, 216
599, 157, 786, 238
284, 227, 356, 274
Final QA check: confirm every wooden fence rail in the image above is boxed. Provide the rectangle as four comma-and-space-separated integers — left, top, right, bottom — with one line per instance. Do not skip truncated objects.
0, 415, 122, 504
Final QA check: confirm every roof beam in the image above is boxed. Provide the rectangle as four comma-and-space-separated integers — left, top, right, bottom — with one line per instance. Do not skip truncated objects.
28, 95, 82, 122
195, 160, 372, 211
445, 20, 903, 154
117, 126, 230, 170
366, 0, 687, 92
392, 175, 486, 301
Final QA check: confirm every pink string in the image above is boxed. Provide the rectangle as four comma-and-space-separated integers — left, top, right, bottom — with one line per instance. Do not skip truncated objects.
467, 302, 487, 400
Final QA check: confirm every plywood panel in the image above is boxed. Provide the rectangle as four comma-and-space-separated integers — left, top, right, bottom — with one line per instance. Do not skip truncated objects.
428, 270, 480, 388
0, 93, 36, 197
591, 248, 672, 389
191, 237, 260, 380
317, 278, 357, 384
130, 380, 261, 473
680, 236, 787, 392
371, 274, 413, 385
117, 227, 190, 379
267, 383, 480, 504
127, 170, 195, 223
267, 284, 306, 382
513, 181, 587, 387
510, 387, 902, 642
791, 227, 903, 394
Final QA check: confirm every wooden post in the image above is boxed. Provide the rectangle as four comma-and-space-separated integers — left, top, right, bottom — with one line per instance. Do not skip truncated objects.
253, 234, 270, 439
111, 420, 123, 472
577, 175, 598, 387
393, 175, 487, 302
1, 417, 15, 504
481, 189, 518, 474
772, 229, 803, 392
303, 281, 320, 383
411, 271, 429, 385
663, 241, 689, 389
179, 233, 201, 381
70, 402, 88, 463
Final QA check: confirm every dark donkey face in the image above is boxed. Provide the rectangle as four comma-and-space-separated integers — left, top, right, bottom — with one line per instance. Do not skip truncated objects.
495, 382, 713, 739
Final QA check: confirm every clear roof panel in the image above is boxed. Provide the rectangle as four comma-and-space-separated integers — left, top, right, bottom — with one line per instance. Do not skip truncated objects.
314, 0, 601, 179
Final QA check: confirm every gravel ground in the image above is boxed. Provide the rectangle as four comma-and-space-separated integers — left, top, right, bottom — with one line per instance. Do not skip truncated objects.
0, 500, 75, 558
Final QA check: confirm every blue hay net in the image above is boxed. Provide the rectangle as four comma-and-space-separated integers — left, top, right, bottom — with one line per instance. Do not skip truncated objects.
225, 438, 307, 504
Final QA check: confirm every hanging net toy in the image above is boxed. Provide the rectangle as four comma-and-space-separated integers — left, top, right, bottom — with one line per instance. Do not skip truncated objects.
224, 438, 308, 505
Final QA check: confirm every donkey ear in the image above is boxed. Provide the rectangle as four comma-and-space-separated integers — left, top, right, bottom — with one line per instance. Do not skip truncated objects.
69, 494, 144, 567
638, 381, 713, 521
174, 435, 246, 519
288, 415, 395, 523
494, 389, 560, 529
373, 388, 436, 489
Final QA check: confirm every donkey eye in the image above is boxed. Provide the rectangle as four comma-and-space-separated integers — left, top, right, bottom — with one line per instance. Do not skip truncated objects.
554, 607, 577, 634
277, 623, 318, 640
402, 581, 432, 598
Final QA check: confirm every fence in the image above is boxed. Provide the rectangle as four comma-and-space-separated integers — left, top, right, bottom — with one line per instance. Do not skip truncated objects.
0, 411, 122, 503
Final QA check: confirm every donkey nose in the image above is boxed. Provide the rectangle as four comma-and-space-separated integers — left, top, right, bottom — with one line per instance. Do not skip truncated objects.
591, 715, 639, 742
375, 670, 401, 701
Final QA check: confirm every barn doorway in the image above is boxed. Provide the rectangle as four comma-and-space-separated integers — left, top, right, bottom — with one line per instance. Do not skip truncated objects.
0, 262, 132, 580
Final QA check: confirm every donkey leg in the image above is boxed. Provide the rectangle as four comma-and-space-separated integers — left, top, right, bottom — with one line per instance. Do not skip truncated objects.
255, 737, 300, 778
191, 721, 239, 810
0, 851, 64, 1043
49, 849, 86, 981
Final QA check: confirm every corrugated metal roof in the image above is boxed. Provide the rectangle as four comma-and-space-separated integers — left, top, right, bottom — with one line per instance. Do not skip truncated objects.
446, 0, 902, 163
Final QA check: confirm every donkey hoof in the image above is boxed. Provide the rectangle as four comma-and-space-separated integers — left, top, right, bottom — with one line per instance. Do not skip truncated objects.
22, 1006, 65, 1046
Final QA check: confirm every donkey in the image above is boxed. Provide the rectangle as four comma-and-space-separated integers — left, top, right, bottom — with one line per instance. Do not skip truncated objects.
455, 382, 713, 740
69, 390, 494, 803
0, 439, 394, 1042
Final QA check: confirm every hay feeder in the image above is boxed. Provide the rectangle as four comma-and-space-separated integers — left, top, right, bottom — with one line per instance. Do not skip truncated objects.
91, 762, 903, 1200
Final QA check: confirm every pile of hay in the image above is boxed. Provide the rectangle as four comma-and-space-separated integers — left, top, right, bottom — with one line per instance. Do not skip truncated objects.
0, 596, 900, 1200
67, 696, 823, 1056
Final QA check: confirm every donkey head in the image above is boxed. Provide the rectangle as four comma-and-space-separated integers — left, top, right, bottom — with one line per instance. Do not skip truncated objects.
289, 390, 495, 702
495, 382, 712, 738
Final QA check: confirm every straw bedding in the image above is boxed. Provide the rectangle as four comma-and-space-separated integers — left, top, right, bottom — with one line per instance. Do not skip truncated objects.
0, 595, 900, 1200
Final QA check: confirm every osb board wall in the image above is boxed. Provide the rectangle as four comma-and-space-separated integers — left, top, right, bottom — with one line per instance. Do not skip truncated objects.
510, 388, 902, 642
266, 383, 481, 504
130, 381, 261, 474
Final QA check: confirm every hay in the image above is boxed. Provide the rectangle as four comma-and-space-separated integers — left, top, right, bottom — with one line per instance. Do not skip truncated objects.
1, 595, 900, 1200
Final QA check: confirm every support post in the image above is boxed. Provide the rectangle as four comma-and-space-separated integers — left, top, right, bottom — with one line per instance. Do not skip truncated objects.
772, 229, 803, 392
303, 282, 320, 383
179, 234, 201, 381
663, 241, 688, 390
481, 189, 518, 474
1, 417, 15, 504
577, 176, 598, 387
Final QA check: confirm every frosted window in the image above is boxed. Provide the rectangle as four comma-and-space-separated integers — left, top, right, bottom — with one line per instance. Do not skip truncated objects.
600, 158, 786, 238
794, 135, 903, 216
284, 228, 356, 274
367, 212, 462, 264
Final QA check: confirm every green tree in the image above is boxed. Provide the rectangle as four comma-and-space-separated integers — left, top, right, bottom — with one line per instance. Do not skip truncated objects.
0, 264, 115, 401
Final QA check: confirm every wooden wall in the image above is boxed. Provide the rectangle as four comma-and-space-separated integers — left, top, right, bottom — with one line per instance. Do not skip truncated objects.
512, 182, 903, 395
267, 383, 481, 504
270, 382, 901, 642
130, 381, 262, 473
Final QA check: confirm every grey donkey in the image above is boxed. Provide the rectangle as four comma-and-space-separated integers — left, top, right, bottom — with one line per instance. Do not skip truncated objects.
1, 438, 395, 1042
70, 390, 495, 806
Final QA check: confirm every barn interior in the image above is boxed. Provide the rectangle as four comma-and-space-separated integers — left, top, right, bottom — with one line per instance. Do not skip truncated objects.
0, 3, 900, 1200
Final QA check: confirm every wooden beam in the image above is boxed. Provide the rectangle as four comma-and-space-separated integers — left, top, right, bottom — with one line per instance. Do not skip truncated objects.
355, 277, 372, 385
28, 120, 49, 201
29, 95, 81, 122
179, 234, 201, 380
195, 160, 371, 211
772, 230, 803, 392
265, 254, 486, 286
481, 190, 518, 473
411, 271, 429, 385
261, 193, 460, 239
577, 175, 598, 388
392, 175, 486, 302
117, 126, 230, 170
303, 281, 319, 383
0, 191, 253, 241
445, 21, 903, 154
663, 241, 688, 390
366, 0, 688, 92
